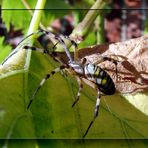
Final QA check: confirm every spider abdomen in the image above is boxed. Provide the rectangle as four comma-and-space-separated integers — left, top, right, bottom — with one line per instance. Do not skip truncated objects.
84, 63, 115, 95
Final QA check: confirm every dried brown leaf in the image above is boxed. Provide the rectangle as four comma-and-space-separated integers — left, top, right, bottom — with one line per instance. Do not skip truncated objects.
77, 35, 148, 94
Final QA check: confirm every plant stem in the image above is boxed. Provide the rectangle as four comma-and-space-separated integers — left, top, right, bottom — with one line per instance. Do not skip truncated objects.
21, 0, 46, 30
56, 0, 109, 52
144, 19, 148, 35
24, 0, 46, 108
21, 0, 33, 16
72, 0, 109, 41
0, 0, 46, 74
25, 0, 46, 70
27, 0, 46, 36
96, 14, 105, 44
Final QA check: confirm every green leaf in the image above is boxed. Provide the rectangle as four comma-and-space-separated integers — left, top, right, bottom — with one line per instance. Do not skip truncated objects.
79, 32, 96, 48
1, 0, 35, 32
123, 93, 148, 115
73, 0, 95, 9
0, 139, 38, 148
45, 0, 69, 9
144, 18, 148, 35
1, 46, 148, 147
41, 1, 70, 26
0, 37, 12, 63
1, 0, 70, 32
0, 71, 36, 139
0, 1, 148, 147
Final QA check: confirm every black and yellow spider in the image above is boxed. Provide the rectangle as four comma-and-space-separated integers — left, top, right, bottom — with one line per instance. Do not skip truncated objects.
3, 29, 118, 137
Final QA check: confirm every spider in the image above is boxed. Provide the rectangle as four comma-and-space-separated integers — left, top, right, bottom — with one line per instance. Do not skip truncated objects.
4, 29, 118, 137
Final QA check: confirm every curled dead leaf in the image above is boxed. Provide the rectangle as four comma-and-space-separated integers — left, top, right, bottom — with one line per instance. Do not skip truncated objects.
77, 35, 148, 94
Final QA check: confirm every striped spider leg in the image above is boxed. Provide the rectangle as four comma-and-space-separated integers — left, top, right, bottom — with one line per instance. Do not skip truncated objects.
71, 58, 88, 107
62, 35, 79, 61
72, 76, 83, 107
27, 64, 67, 109
25, 30, 81, 109
10, 29, 116, 138
83, 88, 101, 137
1, 30, 43, 65
23, 43, 63, 65
53, 35, 85, 108
54, 36, 115, 138
7, 29, 79, 110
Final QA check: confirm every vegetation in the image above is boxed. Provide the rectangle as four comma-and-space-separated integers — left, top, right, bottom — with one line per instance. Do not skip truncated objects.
0, 0, 148, 148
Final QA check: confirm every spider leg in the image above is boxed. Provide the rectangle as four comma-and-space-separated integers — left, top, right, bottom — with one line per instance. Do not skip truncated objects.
54, 35, 73, 63
2, 29, 56, 65
24, 45, 50, 54
2, 30, 48, 65
72, 76, 83, 107
83, 89, 101, 138
17, 29, 44, 46
27, 65, 66, 109
70, 39, 78, 61
23, 44, 64, 65
64, 36, 78, 61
